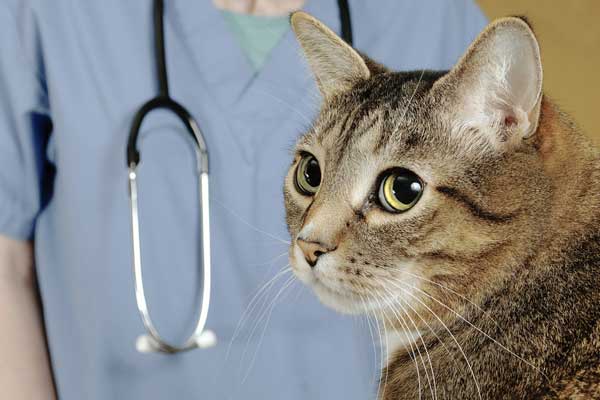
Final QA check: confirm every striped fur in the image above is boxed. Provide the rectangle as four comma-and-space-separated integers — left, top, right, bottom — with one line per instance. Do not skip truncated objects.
285, 12, 600, 399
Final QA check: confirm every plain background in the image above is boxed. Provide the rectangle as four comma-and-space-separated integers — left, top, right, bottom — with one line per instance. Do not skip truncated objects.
478, 0, 599, 145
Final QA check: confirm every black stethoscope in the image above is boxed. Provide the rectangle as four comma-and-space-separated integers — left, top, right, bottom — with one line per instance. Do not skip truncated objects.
126, 0, 353, 354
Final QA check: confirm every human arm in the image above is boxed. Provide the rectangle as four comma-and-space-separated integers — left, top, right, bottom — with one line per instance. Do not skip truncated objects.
0, 235, 57, 399
0, 2, 57, 397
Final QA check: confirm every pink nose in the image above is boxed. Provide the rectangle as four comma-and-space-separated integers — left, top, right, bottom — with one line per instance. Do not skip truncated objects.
297, 239, 334, 267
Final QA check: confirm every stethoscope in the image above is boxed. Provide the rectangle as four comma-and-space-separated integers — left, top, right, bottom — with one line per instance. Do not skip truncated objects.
126, 0, 353, 354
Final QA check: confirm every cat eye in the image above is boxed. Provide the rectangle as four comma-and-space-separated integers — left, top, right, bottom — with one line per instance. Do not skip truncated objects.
295, 153, 321, 195
378, 168, 424, 213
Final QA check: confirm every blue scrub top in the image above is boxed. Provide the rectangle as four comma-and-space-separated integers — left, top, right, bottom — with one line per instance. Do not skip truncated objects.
0, 1, 486, 399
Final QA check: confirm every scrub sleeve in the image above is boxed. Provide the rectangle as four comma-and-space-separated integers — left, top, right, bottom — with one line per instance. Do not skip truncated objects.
0, 2, 51, 240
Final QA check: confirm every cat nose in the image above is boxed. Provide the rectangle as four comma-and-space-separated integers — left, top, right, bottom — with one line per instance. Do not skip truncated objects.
297, 239, 335, 267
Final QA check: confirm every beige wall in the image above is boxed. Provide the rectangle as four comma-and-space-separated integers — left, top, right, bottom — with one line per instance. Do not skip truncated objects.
477, 1, 600, 144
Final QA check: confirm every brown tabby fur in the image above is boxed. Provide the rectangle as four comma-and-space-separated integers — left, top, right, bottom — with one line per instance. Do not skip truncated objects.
285, 12, 600, 399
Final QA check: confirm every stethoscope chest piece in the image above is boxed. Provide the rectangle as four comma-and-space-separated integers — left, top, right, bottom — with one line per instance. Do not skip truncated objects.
136, 329, 217, 354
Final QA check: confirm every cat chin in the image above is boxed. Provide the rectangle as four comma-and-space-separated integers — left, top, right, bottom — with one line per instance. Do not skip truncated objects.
290, 269, 352, 313
290, 259, 365, 314
312, 284, 398, 315
311, 282, 365, 315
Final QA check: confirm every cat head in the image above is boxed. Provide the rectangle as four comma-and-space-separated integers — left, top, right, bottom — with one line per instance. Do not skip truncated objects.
284, 12, 551, 321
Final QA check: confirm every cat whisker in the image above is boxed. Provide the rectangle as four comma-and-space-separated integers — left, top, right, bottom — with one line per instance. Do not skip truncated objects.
240, 274, 296, 384
383, 301, 429, 400
362, 289, 389, 400
402, 269, 543, 358
243, 277, 297, 384
383, 287, 437, 399
370, 293, 395, 400
391, 69, 426, 139
367, 287, 423, 400
390, 277, 549, 381
212, 197, 291, 246
225, 265, 293, 363
358, 293, 381, 391
395, 294, 470, 399
290, 279, 305, 303
242, 274, 295, 349
255, 87, 315, 127
247, 251, 289, 268
392, 289, 458, 365
400, 270, 504, 332
235, 271, 292, 366
222, 266, 292, 400
381, 286, 438, 400
383, 277, 482, 400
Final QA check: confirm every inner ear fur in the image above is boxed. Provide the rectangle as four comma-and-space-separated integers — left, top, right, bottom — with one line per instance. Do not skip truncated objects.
434, 17, 543, 149
290, 11, 370, 98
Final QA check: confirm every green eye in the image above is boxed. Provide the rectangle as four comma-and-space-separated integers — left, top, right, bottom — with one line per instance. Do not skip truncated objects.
295, 153, 321, 195
378, 169, 424, 213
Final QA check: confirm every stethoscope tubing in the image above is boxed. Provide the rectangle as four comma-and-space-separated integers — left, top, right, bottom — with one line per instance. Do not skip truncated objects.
126, 0, 352, 354
126, 0, 215, 354
128, 164, 215, 353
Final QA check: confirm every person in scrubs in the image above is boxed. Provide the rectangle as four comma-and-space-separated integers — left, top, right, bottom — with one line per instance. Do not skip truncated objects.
0, 0, 486, 398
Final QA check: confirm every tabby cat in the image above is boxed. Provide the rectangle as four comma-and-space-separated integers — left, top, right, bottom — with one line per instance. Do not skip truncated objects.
284, 11, 600, 400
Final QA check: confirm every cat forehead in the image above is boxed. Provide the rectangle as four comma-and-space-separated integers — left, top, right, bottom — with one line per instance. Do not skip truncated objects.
300, 70, 450, 158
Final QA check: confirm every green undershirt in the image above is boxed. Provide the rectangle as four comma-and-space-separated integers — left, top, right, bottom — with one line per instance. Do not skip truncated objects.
221, 10, 290, 71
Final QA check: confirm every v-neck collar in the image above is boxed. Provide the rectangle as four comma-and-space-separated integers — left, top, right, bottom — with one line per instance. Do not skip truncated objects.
245, 0, 340, 104
170, 1, 255, 108
171, 0, 341, 110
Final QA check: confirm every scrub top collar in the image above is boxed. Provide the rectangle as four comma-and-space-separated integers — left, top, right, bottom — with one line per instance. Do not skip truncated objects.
167, 0, 340, 110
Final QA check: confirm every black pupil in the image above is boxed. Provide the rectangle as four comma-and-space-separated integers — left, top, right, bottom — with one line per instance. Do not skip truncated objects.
304, 158, 321, 188
392, 173, 421, 204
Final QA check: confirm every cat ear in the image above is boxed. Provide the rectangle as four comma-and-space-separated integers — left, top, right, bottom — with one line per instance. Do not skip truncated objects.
436, 17, 543, 147
291, 11, 370, 98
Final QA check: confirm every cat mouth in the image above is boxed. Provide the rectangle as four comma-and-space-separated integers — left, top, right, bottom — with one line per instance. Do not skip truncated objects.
290, 244, 386, 314
294, 263, 374, 314
290, 247, 360, 313
316, 276, 398, 314
291, 251, 418, 315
